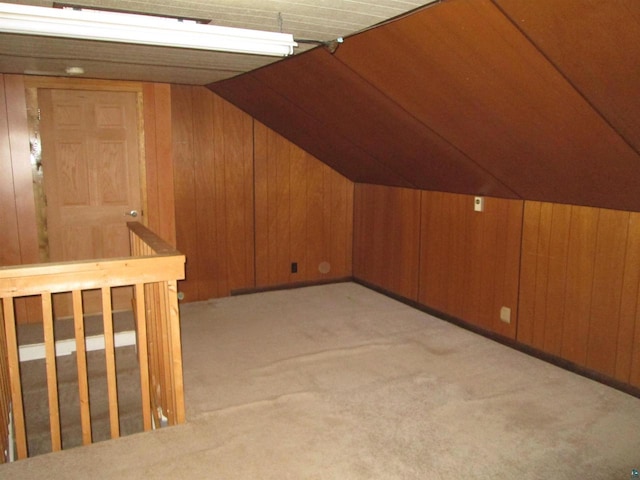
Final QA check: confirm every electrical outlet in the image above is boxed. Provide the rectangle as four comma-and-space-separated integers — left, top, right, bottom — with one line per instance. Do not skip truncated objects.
474, 196, 484, 212
291, 262, 298, 274
500, 306, 511, 324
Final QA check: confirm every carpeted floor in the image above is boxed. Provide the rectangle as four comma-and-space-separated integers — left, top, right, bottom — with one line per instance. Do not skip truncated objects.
2, 282, 639, 478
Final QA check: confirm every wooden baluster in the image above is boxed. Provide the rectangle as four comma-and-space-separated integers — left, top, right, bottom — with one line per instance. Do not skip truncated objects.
2, 298, 27, 459
166, 280, 185, 424
134, 284, 152, 431
0, 304, 9, 462
157, 282, 171, 423
148, 281, 163, 426
72, 290, 92, 445
101, 287, 120, 439
42, 292, 62, 452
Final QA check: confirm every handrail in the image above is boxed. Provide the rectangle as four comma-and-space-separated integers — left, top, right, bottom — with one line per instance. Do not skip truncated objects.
0, 222, 185, 461
128, 222, 186, 430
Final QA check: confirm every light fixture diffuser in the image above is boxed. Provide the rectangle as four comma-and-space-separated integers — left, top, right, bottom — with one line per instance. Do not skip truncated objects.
0, 2, 297, 57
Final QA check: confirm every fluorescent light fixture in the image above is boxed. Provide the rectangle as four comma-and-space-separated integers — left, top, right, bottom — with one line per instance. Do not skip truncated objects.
0, 2, 297, 57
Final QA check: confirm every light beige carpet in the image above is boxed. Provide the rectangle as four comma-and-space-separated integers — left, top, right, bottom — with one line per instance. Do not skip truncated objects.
3, 282, 639, 479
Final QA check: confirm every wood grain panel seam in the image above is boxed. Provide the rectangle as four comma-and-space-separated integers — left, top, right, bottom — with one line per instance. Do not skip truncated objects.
613, 216, 634, 379
246, 74, 419, 190
331, 53, 522, 198
584, 208, 605, 371
416, 190, 426, 301
512, 200, 526, 338
0, 76, 22, 266
490, 0, 640, 159
252, 119, 258, 288
517, 202, 540, 344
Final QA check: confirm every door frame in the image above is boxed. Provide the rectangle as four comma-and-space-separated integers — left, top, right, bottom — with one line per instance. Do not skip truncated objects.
24, 76, 148, 262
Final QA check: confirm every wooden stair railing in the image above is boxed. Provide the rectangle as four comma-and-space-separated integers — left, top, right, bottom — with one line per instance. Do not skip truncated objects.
0, 222, 185, 462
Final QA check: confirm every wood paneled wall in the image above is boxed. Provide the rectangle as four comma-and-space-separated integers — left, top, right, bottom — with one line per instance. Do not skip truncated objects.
171, 86, 255, 302
1, 76, 178, 323
0, 74, 21, 267
2, 77, 354, 310
0, 74, 38, 268
353, 185, 640, 389
353, 185, 522, 336
1, 75, 42, 325
143, 83, 176, 247
171, 87, 353, 300
353, 184, 422, 301
254, 122, 353, 288
419, 192, 522, 339
0, 75, 176, 266
519, 202, 640, 387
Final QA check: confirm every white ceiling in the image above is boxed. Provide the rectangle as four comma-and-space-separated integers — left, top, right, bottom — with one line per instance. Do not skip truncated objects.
0, 0, 437, 85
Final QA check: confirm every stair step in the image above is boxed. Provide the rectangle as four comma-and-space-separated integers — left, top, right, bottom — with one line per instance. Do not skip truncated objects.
26, 408, 144, 457
19, 344, 144, 457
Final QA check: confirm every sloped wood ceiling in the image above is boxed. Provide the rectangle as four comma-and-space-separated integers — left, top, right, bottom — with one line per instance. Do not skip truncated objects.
209, 0, 640, 212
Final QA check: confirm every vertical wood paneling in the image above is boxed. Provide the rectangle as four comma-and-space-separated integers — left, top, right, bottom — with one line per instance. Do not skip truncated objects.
213, 94, 255, 293
353, 184, 421, 300
517, 201, 541, 346
519, 201, 640, 384
276, 132, 291, 283
304, 155, 324, 282
418, 192, 465, 318
617, 212, 640, 383
192, 87, 217, 299
254, 122, 270, 286
254, 122, 353, 288
331, 172, 354, 277
172, 86, 255, 301
542, 204, 571, 356
210, 99, 229, 292
521, 203, 598, 361
1, 75, 42, 324
171, 85, 199, 302
289, 142, 308, 280
143, 83, 176, 247
5, 75, 38, 266
0, 74, 22, 267
0, 74, 39, 269
561, 207, 598, 365
418, 192, 522, 338
586, 209, 629, 376
499, 198, 525, 336
530, 203, 553, 347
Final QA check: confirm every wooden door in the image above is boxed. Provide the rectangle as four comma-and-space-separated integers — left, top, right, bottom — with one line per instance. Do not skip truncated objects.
39, 88, 142, 315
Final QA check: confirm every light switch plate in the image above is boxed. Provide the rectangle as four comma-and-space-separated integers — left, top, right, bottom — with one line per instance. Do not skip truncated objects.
474, 196, 484, 212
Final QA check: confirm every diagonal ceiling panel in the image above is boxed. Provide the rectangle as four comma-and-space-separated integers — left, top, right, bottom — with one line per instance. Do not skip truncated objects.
248, 48, 518, 197
211, 71, 413, 187
492, 0, 640, 155
334, 0, 640, 211
209, 0, 640, 212
212, 47, 519, 197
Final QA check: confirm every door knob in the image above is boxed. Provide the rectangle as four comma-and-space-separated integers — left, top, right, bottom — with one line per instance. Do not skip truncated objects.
125, 210, 138, 217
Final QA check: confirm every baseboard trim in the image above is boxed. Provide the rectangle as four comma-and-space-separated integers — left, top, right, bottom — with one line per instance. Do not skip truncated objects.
19, 330, 137, 363
230, 277, 354, 296
353, 278, 640, 400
